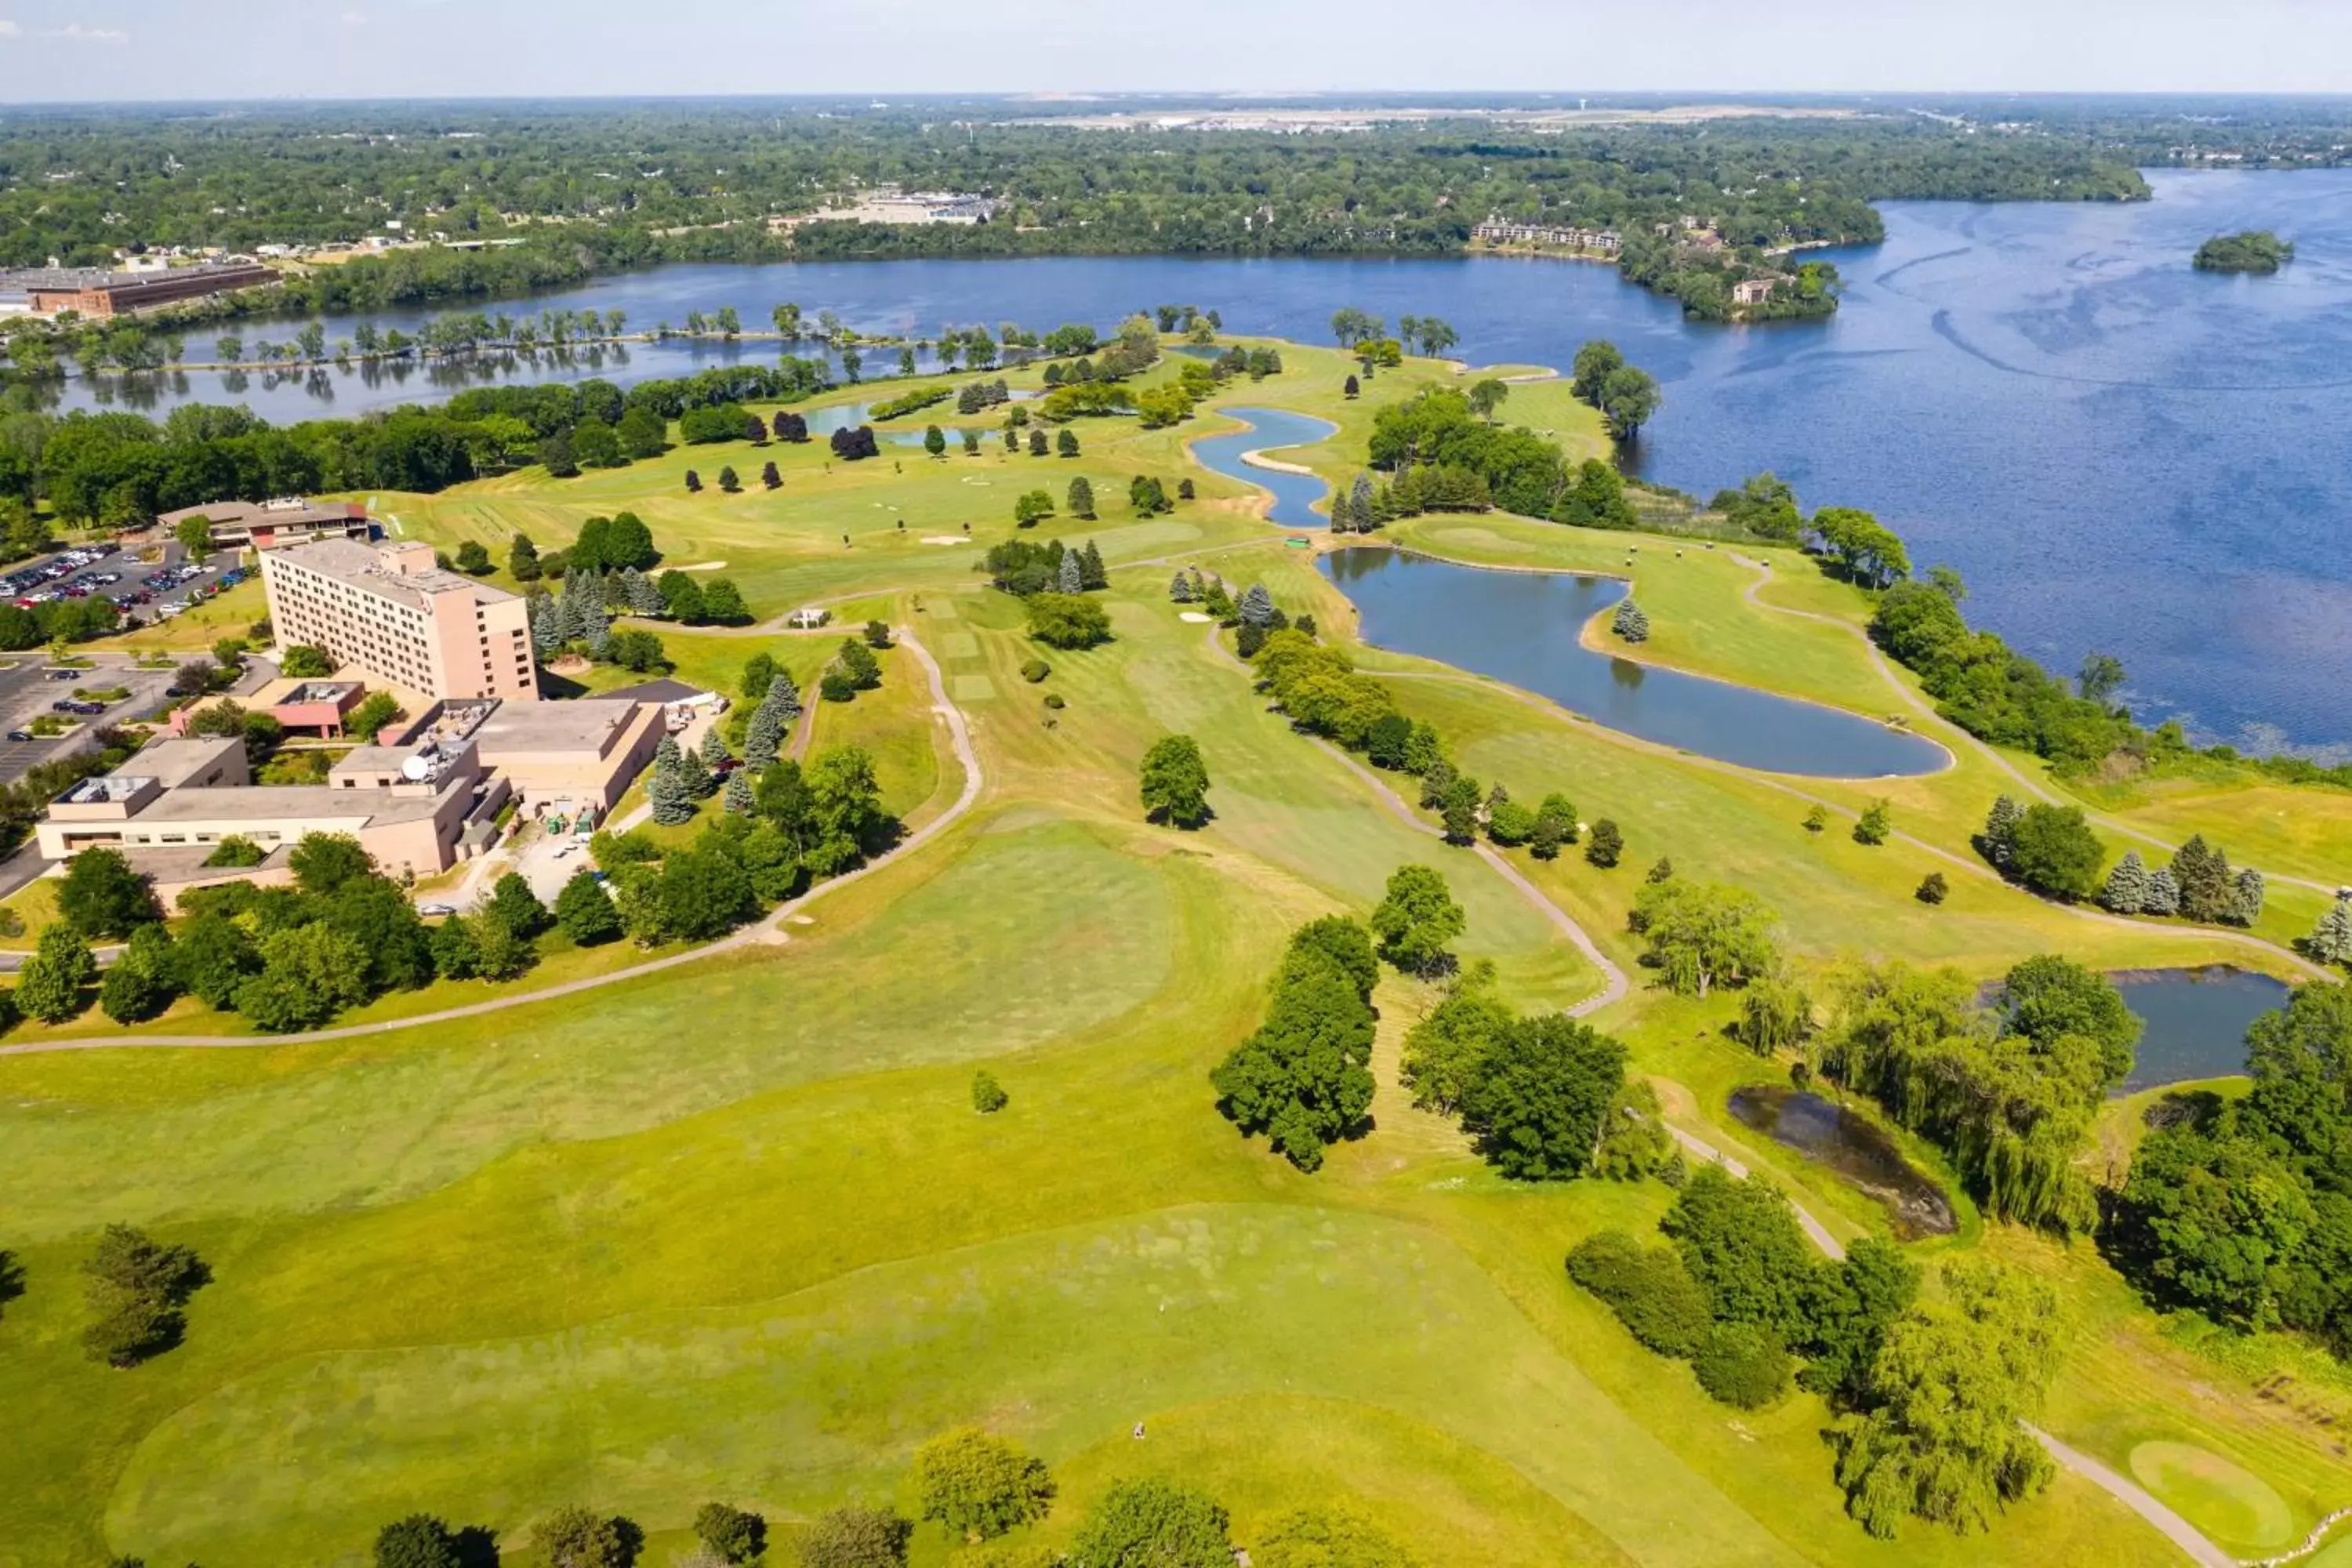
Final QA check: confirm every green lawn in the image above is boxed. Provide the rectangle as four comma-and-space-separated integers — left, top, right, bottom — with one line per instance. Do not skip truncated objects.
2, 333, 2346, 1568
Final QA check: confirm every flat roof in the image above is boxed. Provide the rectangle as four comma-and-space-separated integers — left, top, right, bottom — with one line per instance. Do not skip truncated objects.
132, 736, 245, 787
474, 698, 645, 753
57, 775, 151, 804
157, 499, 364, 528
265, 536, 516, 612
597, 678, 709, 704
131, 784, 441, 827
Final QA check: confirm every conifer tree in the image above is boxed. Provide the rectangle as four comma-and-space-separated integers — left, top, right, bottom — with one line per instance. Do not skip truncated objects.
684, 744, 719, 797
1612, 598, 1650, 642
1981, 795, 2024, 869
2143, 866, 2182, 916
2100, 850, 2151, 914
620, 567, 664, 616
2311, 895, 2352, 967
1237, 583, 1276, 627
2170, 835, 2234, 923
1170, 571, 1194, 603
767, 671, 804, 722
1349, 473, 1375, 532
1057, 550, 1083, 595
724, 769, 756, 816
701, 724, 731, 768
1068, 475, 1095, 518
743, 702, 785, 769
1078, 540, 1108, 590
2227, 866, 2266, 927
649, 736, 697, 825
530, 593, 565, 655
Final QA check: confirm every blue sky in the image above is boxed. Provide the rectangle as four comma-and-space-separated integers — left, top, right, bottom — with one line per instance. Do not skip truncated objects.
1, 0, 2350, 101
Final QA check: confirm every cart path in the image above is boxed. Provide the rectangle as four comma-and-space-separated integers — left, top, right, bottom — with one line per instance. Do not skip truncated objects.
0, 628, 980, 1055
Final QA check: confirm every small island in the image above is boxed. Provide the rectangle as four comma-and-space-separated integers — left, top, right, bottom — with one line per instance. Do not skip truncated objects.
2194, 230, 2295, 273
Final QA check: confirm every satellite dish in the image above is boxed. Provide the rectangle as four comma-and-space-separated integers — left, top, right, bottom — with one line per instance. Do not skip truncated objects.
399, 753, 433, 781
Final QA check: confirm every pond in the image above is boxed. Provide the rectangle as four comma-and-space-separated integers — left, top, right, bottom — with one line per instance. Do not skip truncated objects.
2112, 967, 2295, 1091
1726, 1085, 1958, 1239
1188, 407, 1339, 530
1317, 547, 1951, 779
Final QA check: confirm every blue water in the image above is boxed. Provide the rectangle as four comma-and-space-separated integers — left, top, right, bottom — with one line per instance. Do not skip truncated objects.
44, 168, 2352, 750
1319, 547, 1951, 779
1189, 407, 1339, 529
2113, 967, 2295, 1091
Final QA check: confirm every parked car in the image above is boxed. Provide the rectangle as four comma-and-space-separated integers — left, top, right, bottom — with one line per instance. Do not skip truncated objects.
418, 902, 457, 917
5, 729, 31, 742
46, 670, 77, 681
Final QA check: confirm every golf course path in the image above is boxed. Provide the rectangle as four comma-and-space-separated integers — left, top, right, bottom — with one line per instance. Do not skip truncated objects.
1664, 1116, 2238, 1568
1374, 668, 2330, 983
0, 626, 982, 1056
1204, 619, 1628, 1017
1726, 551, 2346, 900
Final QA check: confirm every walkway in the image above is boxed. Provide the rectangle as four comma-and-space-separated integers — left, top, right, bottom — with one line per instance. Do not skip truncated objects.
0, 628, 981, 1056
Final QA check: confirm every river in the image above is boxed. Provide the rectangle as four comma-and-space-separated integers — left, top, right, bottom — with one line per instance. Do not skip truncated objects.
41, 169, 2352, 753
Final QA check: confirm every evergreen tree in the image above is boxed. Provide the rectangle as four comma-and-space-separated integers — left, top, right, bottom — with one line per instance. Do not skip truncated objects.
684, 745, 719, 798
1348, 473, 1374, 532
649, 736, 697, 826
1068, 475, 1096, 517
1613, 598, 1650, 643
2100, 850, 2151, 914
2143, 866, 2182, 916
1237, 583, 1276, 628
2310, 895, 2352, 967
724, 769, 756, 816
1981, 795, 2024, 869
767, 671, 804, 720
619, 567, 664, 616
1077, 540, 1108, 590
2170, 835, 2235, 923
761, 460, 782, 489
742, 702, 785, 770
530, 593, 565, 655
1170, 571, 1194, 603
701, 725, 731, 768
2227, 866, 2267, 927
508, 533, 542, 582
1057, 550, 1083, 595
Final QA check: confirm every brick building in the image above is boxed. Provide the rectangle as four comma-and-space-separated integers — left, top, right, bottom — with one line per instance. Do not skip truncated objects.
259, 538, 538, 703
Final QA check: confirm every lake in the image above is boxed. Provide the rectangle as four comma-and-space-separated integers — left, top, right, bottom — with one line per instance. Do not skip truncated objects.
2112, 966, 2296, 1091
42, 168, 2352, 752
1726, 1085, 1957, 1239
1317, 546, 1950, 779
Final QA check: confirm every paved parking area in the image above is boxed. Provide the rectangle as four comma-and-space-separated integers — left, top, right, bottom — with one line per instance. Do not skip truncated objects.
0, 657, 184, 785
0, 539, 250, 630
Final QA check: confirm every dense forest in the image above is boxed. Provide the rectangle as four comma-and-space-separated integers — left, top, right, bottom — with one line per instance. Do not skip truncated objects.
0, 103, 2160, 328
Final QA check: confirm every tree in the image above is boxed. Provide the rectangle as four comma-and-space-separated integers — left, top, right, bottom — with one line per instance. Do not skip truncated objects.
1466, 378, 1510, 421
1076, 540, 1108, 590
1024, 593, 1112, 650
57, 845, 161, 937
701, 579, 750, 624
799, 1506, 909, 1568
1236, 583, 1276, 628
1853, 800, 1892, 846
1916, 872, 1949, 905
375, 1515, 463, 1568
280, 644, 335, 678
1979, 794, 2024, 869
1832, 1260, 2063, 1539
2003, 804, 2105, 899
509, 532, 543, 582
1069, 1479, 1231, 1568
2078, 651, 2126, 706
532, 1506, 638, 1568
1459, 1013, 1628, 1180
1568, 1229, 1716, 1356
618, 405, 667, 459
554, 867, 622, 946
540, 430, 579, 478
80, 1222, 207, 1368
2100, 849, 2151, 913
684, 469, 702, 493
717, 465, 741, 493
1599, 365, 1662, 439
649, 736, 698, 826
1210, 919, 1378, 1171
690, 1503, 765, 1566
1611, 598, 1650, 643
174, 913, 257, 1009
485, 871, 550, 940
2312, 895, 2352, 967
1571, 339, 1625, 402
924, 423, 946, 458
1139, 733, 1211, 827
1254, 1508, 1414, 1568
174, 514, 214, 559
2228, 866, 2267, 928
1694, 1321, 1793, 1409
238, 922, 372, 1031
1402, 961, 1512, 1113
1586, 818, 1624, 868
1633, 880, 1781, 997
1740, 975, 1813, 1057
2171, 834, 2237, 923
1804, 804, 1829, 834
1370, 863, 1465, 975
100, 924, 179, 1024
16, 924, 96, 1022
915, 1428, 1055, 1542
1998, 953, 2141, 1088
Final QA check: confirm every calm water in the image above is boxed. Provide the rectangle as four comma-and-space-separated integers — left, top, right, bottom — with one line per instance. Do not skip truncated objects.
44, 169, 2352, 749
1318, 547, 1949, 779
1726, 1086, 1956, 1239
1189, 407, 1340, 529
2113, 966, 2295, 1090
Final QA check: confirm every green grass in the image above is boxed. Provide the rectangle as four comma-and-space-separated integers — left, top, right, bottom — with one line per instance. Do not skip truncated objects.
1, 334, 2346, 1568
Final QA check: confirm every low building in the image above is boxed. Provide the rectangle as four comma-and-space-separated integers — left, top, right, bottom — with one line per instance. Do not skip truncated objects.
172, 677, 372, 740
471, 697, 666, 815
597, 678, 727, 732
1730, 277, 1781, 306
0, 262, 278, 320
37, 716, 509, 878
156, 499, 374, 551
260, 537, 537, 704
786, 606, 832, 630
1470, 220, 1622, 254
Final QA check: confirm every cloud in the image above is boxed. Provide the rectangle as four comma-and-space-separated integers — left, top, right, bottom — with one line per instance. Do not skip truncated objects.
0, 20, 19, 36
37, 22, 128, 43
340, 7, 365, 24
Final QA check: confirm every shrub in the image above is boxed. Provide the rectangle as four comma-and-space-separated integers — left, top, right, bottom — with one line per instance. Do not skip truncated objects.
799, 1505, 911, 1568
1018, 659, 1050, 684
1042, 693, 1065, 710
1693, 1320, 1793, 1408
971, 1071, 1009, 1114
1585, 818, 1624, 868
1916, 872, 1948, 905
1566, 1230, 1716, 1357
1024, 593, 1111, 650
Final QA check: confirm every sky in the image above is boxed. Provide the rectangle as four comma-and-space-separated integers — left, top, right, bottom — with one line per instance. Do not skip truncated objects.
2, 0, 2352, 102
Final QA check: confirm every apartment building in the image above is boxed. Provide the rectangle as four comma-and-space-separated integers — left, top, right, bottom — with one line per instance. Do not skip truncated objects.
260, 538, 537, 702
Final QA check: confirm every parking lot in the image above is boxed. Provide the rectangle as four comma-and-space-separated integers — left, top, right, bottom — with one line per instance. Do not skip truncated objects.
0, 655, 184, 785
1, 538, 252, 630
